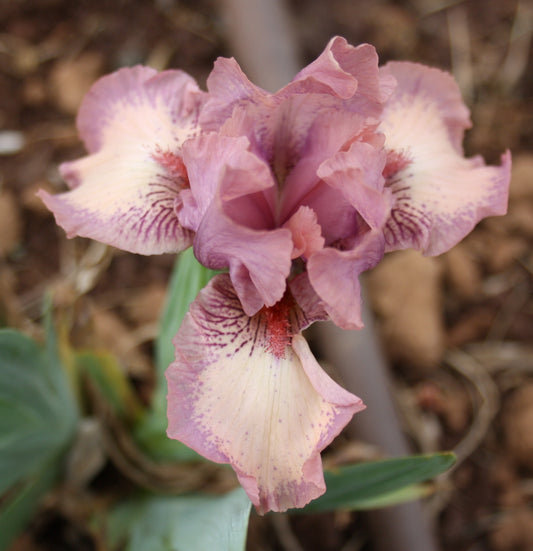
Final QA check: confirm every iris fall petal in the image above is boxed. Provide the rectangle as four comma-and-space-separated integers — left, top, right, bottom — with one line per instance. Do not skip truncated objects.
380, 62, 511, 256
166, 274, 364, 513
39, 66, 206, 254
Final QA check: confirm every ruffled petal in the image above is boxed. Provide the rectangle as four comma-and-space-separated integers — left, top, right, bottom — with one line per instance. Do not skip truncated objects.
75, 66, 206, 153
179, 132, 275, 232
280, 109, 380, 222
283, 206, 325, 259
317, 140, 390, 231
193, 202, 292, 315
380, 62, 471, 151
291, 36, 359, 99
291, 37, 395, 114
307, 231, 385, 329
39, 66, 206, 254
179, 132, 292, 314
380, 62, 511, 256
201, 57, 270, 131
166, 274, 363, 514
288, 273, 329, 327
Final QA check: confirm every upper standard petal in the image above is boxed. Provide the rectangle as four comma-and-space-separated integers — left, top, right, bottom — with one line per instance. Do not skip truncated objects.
179, 132, 292, 314
307, 231, 385, 330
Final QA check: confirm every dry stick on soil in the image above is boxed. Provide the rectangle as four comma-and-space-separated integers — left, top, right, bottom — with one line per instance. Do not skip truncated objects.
87, 380, 229, 494
427, 349, 500, 516
447, 4, 474, 103
270, 514, 306, 551
467, 341, 533, 375
317, 295, 440, 551
444, 350, 500, 465
220, 0, 298, 92
500, 0, 533, 92
219, 2, 440, 550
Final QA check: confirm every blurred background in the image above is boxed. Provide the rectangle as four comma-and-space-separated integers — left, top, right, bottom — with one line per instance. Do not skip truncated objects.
1, 0, 532, 549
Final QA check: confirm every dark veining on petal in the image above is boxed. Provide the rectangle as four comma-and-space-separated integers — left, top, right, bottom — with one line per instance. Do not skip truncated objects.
188, 277, 303, 365
384, 202, 431, 249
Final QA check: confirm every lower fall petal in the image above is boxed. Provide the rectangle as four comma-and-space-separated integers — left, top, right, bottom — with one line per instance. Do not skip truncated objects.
380, 62, 511, 256
39, 148, 194, 254
39, 66, 205, 255
166, 274, 363, 514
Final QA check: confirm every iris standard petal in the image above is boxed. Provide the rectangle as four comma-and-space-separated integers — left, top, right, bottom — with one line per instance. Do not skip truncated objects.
307, 231, 385, 329
193, 202, 292, 315
317, 140, 390, 231
180, 132, 292, 314
283, 206, 325, 259
291, 36, 395, 113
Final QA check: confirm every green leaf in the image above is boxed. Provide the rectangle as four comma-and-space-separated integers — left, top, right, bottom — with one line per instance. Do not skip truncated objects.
75, 349, 144, 423
301, 452, 455, 512
155, 248, 218, 385
0, 330, 77, 493
343, 482, 435, 510
106, 488, 251, 551
135, 249, 217, 461
0, 462, 57, 550
0, 327, 78, 549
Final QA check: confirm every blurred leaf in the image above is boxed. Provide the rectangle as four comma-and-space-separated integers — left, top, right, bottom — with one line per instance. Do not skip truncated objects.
155, 248, 218, 386
133, 417, 201, 462
107, 488, 251, 551
301, 452, 455, 512
0, 330, 77, 492
0, 464, 57, 550
135, 248, 217, 461
0, 326, 78, 549
343, 481, 435, 510
75, 349, 144, 423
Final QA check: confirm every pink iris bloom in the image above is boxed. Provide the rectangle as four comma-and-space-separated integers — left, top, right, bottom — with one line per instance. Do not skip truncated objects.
39, 36, 510, 513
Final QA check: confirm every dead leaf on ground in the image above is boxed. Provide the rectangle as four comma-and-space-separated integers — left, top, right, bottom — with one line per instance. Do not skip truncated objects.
89, 306, 152, 378
489, 508, 533, 551
509, 153, 533, 201
0, 190, 22, 257
443, 243, 483, 300
367, 250, 445, 372
501, 383, 533, 471
124, 284, 167, 326
48, 52, 104, 114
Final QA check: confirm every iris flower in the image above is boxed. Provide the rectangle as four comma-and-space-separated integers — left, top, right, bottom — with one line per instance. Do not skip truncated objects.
40, 37, 510, 513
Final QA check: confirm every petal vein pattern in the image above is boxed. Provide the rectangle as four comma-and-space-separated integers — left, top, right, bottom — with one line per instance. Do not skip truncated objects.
166, 274, 364, 514
39, 66, 206, 254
